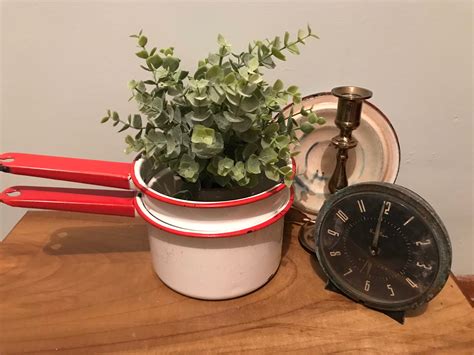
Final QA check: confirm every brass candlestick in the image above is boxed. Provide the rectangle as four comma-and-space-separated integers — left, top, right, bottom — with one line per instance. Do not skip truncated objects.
328, 86, 373, 194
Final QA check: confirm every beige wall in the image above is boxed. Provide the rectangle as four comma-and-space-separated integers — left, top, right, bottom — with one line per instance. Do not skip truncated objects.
1, 0, 472, 274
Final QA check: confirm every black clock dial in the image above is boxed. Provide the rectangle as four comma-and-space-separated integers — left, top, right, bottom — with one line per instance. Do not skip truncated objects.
314, 182, 451, 311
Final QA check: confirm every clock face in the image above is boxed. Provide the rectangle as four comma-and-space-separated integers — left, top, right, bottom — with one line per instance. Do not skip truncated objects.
314, 183, 451, 311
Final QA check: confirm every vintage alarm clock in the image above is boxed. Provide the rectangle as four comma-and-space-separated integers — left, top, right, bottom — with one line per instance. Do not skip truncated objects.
313, 182, 452, 320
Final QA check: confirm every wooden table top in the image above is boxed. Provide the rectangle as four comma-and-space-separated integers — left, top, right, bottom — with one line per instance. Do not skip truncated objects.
0, 211, 472, 353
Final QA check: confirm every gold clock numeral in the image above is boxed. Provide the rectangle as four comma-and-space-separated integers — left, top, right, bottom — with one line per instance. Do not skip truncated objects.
415, 239, 431, 246
383, 201, 391, 215
327, 229, 340, 237
330, 251, 341, 256
405, 277, 419, 288
336, 209, 349, 222
364, 280, 371, 292
343, 268, 353, 276
357, 199, 366, 213
387, 284, 395, 296
416, 262, 432, 270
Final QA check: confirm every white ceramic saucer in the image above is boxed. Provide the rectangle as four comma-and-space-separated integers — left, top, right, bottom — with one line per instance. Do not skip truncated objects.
284, 92, 400, 215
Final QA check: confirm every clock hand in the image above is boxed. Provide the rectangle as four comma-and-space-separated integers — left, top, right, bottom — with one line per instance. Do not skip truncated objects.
371, 203, 386, 255
366, 261, 373, 276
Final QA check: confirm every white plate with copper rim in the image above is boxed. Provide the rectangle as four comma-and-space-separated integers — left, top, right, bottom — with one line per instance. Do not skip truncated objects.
283, 92, 400, 215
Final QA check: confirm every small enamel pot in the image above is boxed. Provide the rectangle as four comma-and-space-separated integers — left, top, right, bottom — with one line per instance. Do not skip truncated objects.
0, 152, 294, 299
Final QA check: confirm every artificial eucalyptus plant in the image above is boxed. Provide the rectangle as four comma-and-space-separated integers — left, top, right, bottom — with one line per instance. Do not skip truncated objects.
102, 26, 324, 192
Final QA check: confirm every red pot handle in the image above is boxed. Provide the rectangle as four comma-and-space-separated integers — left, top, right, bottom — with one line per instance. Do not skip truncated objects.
0, 153, 133, 189
0, 186, 137, 217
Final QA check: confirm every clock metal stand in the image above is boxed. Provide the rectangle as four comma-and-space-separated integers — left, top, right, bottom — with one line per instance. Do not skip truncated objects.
297, 86, 406, 323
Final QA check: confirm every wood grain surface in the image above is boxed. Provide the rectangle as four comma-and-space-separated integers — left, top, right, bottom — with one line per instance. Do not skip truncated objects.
0, 211, 472, 354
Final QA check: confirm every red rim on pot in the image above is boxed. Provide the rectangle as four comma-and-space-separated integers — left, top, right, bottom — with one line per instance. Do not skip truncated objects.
0, 153, 295, 238
0, 152, 295, 209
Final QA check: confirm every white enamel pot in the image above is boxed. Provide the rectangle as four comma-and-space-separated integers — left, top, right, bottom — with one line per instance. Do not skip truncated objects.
0, 152, 294, 299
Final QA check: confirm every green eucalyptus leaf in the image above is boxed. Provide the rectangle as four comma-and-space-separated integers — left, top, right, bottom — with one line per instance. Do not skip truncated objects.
163, 56, 180, 71
147, 129, 166, 143
206, 65, 222, 80
241, 96, 259, 112
248, 73, 262, 84
261, 56, 276, 69
278, 147, 290, 159
280, 165, 293, 176
166, 134, 176, 156
238, 83, 257, 97
146, 54, 163, 69
177, 70, 189, 80
273, 36, 281, 49
286, 117, 294, 133
246, 154, 261, 174
217, 33, 226, 46
288, 44, 300, 55
191, 124, 215, 145
217, 157, 234, 176
192, 132, 224, 158
259, 147, 278, 164
132, 114, 142, 128
300, 122, 315, 134
242, 142, 258, 160
298, 29, 306, 41
284, 31, 290, 45
273, 79, 284, 92
225, 92, 240, 106
230, 161, 246, 181
138, 35, 148, 47
275, 135, 290, 149
224, 72, 236, 84
177, 154, 200, 182
191, 109, 212, 122
236, 175, 250, 186
264, 122, 279, 136
264, 165, 280, 181
271, 47, 286, 61
247, 56, 259, 72
223, 111, 244, 123
208, 53, 220, 65
209, 87, 225, 104
213, 113, 232, 132
287, 85, 298, 94
239, 129, 259, 143
194, 65, 208, 79
136, 50, 149, 59
232, 118, 252, 132
118, 124, 130, 132
308, 112, 318, 123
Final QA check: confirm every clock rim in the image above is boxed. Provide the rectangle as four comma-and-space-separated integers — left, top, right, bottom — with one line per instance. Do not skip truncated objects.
314, 182, 452, 312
